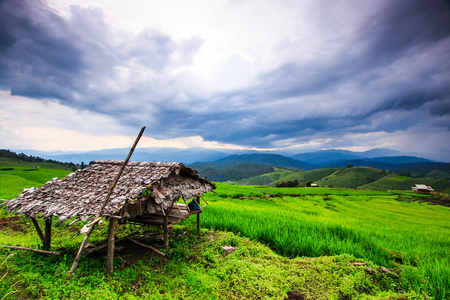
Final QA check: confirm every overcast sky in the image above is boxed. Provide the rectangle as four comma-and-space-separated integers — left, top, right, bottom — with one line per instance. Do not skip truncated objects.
1, 0, 449, 161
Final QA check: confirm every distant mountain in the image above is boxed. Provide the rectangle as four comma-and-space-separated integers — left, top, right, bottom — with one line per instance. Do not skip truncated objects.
12, 147, 234, 165
290, 148, 406, 165
192, 153, 315, 170
361, 156, 433, 164
290, 150, 361, 164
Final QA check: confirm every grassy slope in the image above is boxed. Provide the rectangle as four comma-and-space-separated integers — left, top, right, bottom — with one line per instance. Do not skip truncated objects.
237, 168, 293, 185
360, 175, 450, 192
1, 170, 449, 298
273, 168, 338, 186
0, 167, 72, 200
199, 183, 450, 299
314, 167, 387, 188
0, 157, 71, 170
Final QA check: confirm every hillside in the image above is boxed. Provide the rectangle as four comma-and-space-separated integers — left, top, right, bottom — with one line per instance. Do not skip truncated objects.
315, 167, 389, 189
237, 168, 294, 185
192, 153, 314, 170
0, 150, 75, 170
359, 176, 450, 192
0, 167, 72, 199
270, 168, 338, 187
191, 162, 277, 182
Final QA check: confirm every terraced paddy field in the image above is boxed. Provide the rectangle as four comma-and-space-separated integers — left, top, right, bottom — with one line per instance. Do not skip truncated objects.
1, 168, 449, 299
194, 183, 450, 299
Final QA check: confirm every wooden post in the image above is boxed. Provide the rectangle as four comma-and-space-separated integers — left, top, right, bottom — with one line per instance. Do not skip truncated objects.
30, 217, 45, 245
44, 217, 52, 250
106, 218, 117, 275
163, 206, 173, 250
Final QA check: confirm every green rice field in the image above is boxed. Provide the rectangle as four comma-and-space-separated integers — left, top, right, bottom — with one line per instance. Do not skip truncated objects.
192, 183, 450, 299
1, 166, 449, 298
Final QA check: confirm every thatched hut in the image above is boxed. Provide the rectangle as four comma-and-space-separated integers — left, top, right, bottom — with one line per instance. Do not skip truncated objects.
6, 160, 216, 273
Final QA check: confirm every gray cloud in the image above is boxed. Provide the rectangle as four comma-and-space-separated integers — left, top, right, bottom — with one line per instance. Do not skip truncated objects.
0, 0, 449, 156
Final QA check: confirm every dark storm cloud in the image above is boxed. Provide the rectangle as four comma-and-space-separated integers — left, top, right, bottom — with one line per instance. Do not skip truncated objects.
0, 0, 201, 116
0, 0, 449, 152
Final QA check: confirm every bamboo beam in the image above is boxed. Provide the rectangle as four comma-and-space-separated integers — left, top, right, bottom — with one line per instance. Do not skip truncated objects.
106, 218, 117, 275
0, 245, 60, 255
67, 126, 146, 279
126, 237, 166, 257
30, 217, 45, 244
200, 195, 209, 205
44, 217, 52, 250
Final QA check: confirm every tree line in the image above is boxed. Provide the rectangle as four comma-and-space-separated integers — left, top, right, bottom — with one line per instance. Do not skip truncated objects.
0, 149, 81, 170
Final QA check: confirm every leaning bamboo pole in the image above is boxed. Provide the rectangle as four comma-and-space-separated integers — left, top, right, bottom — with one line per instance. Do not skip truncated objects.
67, 126, 146, 279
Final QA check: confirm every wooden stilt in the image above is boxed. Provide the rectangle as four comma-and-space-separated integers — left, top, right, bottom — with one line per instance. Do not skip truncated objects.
44, 217, 52, 250
106, 218, 117, 275
30, 217, 45, 245
197, 212, 201, 235
163, 206, 173, 250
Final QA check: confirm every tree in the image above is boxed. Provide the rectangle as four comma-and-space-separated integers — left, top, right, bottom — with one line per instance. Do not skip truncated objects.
346, 164, 353, 168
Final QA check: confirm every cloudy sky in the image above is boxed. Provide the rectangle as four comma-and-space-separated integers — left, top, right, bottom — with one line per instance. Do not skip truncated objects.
1, 0, 449, 161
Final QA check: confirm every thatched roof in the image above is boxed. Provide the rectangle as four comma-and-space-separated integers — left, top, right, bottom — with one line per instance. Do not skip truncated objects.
6, 160, 216, 222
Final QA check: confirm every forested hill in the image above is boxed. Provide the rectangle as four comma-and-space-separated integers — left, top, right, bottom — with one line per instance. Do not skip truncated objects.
0, 149, 76, 170
192, 153, 315, 170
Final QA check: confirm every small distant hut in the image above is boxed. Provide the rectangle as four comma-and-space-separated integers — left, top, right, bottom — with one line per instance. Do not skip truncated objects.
6, 160, 216, 274
411, 184, 434, 194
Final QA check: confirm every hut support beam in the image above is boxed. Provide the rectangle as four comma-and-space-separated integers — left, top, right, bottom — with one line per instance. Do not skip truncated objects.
44, 217, 52, 250
197, 212, 201, 235
30, 217, 45, 245
196, 197, 201, 235
106, 218, 117, 275
163, 206, 174, 250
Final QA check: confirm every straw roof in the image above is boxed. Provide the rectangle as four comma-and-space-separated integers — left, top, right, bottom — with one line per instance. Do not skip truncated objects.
6, 160, 216, 222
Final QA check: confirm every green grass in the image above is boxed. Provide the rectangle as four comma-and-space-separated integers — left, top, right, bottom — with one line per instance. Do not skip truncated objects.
193, 183, 450, 299
0, 158, 71, 170
360, 175, 450, 192
0, 221, 420, 300
315, 167, 387, 188
237, 168, 293, 185
0, 167, 72, 200
1, 169, 449, 299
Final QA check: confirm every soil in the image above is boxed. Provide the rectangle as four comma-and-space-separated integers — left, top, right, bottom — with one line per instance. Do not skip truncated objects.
87, 236, 167, 266
284, 291, 307, 300
0, 216, 24, 232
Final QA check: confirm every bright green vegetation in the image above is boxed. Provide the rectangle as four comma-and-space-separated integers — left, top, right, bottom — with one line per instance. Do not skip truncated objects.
195, 183, 450, 299
360, 175, 449, 192
0, 218, 420, 299
313, 167, 387, 188
1, 169, 449, 299
272, 168, 338, 186
0, 167, 72, 200
237, 168, 293, 185
237, 166, 450, 194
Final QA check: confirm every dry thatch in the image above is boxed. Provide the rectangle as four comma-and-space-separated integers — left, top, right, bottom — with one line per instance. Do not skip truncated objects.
6, 160, 216, 223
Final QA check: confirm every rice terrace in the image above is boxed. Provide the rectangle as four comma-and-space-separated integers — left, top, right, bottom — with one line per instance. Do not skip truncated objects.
0, 150, 449, 299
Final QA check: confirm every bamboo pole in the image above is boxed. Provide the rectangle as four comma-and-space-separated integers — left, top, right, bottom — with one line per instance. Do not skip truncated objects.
106, 218, 117, 275
30, 217, 45, 245
200, 195, 209, 205
67, 126, 146, 279
0, 245, 60, 255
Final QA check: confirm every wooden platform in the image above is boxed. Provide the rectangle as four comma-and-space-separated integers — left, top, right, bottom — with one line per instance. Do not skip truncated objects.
126, 203, 201, 227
